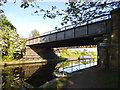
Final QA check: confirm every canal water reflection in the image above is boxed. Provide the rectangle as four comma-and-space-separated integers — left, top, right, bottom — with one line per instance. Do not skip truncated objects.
2, 59, 97, 89
54, 59, 97, 77
2, 61, 58, 89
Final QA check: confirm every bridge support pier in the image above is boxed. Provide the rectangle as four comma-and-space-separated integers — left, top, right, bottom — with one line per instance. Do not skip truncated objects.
97, 8, 120, 71
109, 8, 120, 71
96, 35, 110, 71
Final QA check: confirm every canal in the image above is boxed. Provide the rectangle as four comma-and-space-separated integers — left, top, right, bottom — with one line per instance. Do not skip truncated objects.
2, 58, 97, 89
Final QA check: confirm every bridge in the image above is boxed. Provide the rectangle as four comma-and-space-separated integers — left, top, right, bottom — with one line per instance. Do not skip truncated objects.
25, 8, 120, 72
26, 15, 111, 47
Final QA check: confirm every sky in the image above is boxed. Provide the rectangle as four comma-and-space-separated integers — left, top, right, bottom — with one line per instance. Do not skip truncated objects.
1, 0, 118, 38
1, 0, 98, 51
1, 1, 67, 38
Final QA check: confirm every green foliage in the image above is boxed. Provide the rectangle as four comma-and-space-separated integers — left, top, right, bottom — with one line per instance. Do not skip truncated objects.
2, 67, 24, 89
18, 1, 120, 25
60, 49, 79, 58
0, 14, 16, 30
61, 2, 120, 25
60, 48, 97, 58
1, 1, 120, 28
81, 61, 89, 65
60, 60, 72, 68
29, 29, 40, 37
1, 1, 120, 26
58, 48, 97, 67
0, 14, 26, 61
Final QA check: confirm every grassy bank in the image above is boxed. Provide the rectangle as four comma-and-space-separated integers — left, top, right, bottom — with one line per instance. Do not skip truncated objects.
59, 49, 97, 59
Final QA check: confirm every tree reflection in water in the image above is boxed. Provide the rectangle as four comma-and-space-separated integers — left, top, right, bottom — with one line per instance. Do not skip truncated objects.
2, 67, 25, 89
2, 61, 60, 88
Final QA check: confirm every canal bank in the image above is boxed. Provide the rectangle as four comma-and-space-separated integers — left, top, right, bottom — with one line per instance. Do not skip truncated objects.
2, 58, 67, 66
2, 59, 47, 66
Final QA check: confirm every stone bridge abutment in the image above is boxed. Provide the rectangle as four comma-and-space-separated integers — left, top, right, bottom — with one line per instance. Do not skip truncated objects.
24, 46, 61, 61
97, 8, 120, 71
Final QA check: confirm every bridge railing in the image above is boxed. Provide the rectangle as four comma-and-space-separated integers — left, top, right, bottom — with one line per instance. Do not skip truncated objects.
40, 14, 111, 36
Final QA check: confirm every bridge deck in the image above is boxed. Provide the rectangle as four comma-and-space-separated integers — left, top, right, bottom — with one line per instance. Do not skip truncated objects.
26, 18, 111, 47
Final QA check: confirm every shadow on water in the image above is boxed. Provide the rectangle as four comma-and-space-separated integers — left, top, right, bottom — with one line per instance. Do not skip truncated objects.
25, 61, 58, 87
2, 61, 60, 89
24, 47, 65, 87
2, 47, 65, 89
2, 59, 97, 88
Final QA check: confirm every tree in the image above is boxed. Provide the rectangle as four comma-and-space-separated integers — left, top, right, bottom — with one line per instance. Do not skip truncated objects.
61, 1, 120, 25
19, 1, 120, 25
0, 1, 120, 26
30, 29, 40, 37
0, 14, 26, 60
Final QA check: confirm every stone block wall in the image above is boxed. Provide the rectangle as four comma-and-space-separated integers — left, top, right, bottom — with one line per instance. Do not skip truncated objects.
109, 8, 120, 71
97, 8, 120, 71
24, 45, 61, 61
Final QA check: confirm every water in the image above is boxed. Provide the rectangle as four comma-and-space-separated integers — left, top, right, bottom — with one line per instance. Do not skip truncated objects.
2, 61, 57, 89
55, 61, 97, 77
2, 60, 97, 89
60, 62, 97, 73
